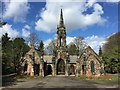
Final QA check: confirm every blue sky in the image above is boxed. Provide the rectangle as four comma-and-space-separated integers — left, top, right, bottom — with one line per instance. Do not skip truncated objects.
0, 0, 119, 53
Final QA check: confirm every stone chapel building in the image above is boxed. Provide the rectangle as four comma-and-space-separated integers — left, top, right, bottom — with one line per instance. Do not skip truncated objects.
21, 9, 104, 77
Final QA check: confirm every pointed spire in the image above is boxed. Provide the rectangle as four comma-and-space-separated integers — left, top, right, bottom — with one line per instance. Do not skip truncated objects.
59, 9, 64, 27
99, 46, 102, 56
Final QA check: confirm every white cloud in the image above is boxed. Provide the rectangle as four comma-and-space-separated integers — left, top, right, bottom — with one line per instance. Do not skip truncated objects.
22, 25, 31, 38
44, 39, 52, 47
106, 0, 120, 2
24, 24, 30, 30
44, 36, 76, 48
0, 24, 20, 38
66, 36, 76, 45
22, 29, 30, 38
35, 0, 106, 33
43, 35, 106, 53
3, 0, 30, 22
84, 35, 106, 53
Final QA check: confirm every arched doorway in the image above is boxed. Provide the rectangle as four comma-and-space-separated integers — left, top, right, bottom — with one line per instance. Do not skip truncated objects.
90, 61, 95, 75
69, 64, 75, 75
82, 64, 86, 75
46, 65, 52, 75
57, 59, 65, 75
34, 64, 40, 76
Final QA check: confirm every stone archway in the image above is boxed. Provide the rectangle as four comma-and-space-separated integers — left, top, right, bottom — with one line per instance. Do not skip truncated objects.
34, 64, 40, 76
82, 64, 86, 75
69, 64, 75, 75
57, 59, 65, 75
46, 65, 52, 75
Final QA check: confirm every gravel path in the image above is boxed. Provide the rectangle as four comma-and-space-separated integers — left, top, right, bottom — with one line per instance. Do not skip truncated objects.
2, 76, 118, 89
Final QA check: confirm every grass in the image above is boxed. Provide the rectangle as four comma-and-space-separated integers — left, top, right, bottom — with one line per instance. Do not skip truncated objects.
78, 74, 119, 81
16, 75, 42, 81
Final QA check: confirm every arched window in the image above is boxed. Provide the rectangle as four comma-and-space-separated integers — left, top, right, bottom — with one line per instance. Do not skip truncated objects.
90, 61, 95, 75
82, 64, 86, 75
60, 36, 63, 46
24, 61, 28, 73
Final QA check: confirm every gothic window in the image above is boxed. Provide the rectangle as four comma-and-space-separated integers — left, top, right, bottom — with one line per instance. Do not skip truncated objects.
83, 55, 86, 61
24, 63, 28, 72
90, 61, 95, 75
82, 64, 86, 75
60, 36, 63, 46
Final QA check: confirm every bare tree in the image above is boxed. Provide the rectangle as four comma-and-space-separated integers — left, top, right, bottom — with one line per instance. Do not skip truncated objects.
28, 32, 39, 48
45, 40, 57, 55
74, 37, 87, 54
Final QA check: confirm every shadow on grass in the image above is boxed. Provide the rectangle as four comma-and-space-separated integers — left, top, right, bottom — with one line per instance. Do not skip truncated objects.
2, 74, 26, 87
2, 75, 17, 86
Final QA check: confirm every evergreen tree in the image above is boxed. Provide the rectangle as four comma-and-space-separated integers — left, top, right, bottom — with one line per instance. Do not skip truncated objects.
68, 43, 77, 55
2, 33, 14, 74
13, 38, 30, 74
2, 33, 30, 75
38, 40, 44, 55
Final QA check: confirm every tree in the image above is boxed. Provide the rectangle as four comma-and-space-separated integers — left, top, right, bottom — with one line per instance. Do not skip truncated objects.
29, 32, 39, 48
38, 40, 44, 55
73, 37, 87, 55
102, 32, 120, 73
45, 40, 57, 55
2, 33, 30, 75
13, 38, 29, 74
0, 21, 7, 27
2, 33, 14, 74
68, 42, 77, 55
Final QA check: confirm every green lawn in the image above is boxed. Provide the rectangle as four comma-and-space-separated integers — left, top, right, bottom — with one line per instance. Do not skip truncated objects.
78, 74, 119, 81
16, 75, 42, 81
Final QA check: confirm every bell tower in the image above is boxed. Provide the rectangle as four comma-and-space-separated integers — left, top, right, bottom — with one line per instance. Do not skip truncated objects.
56, 9, 66, 52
